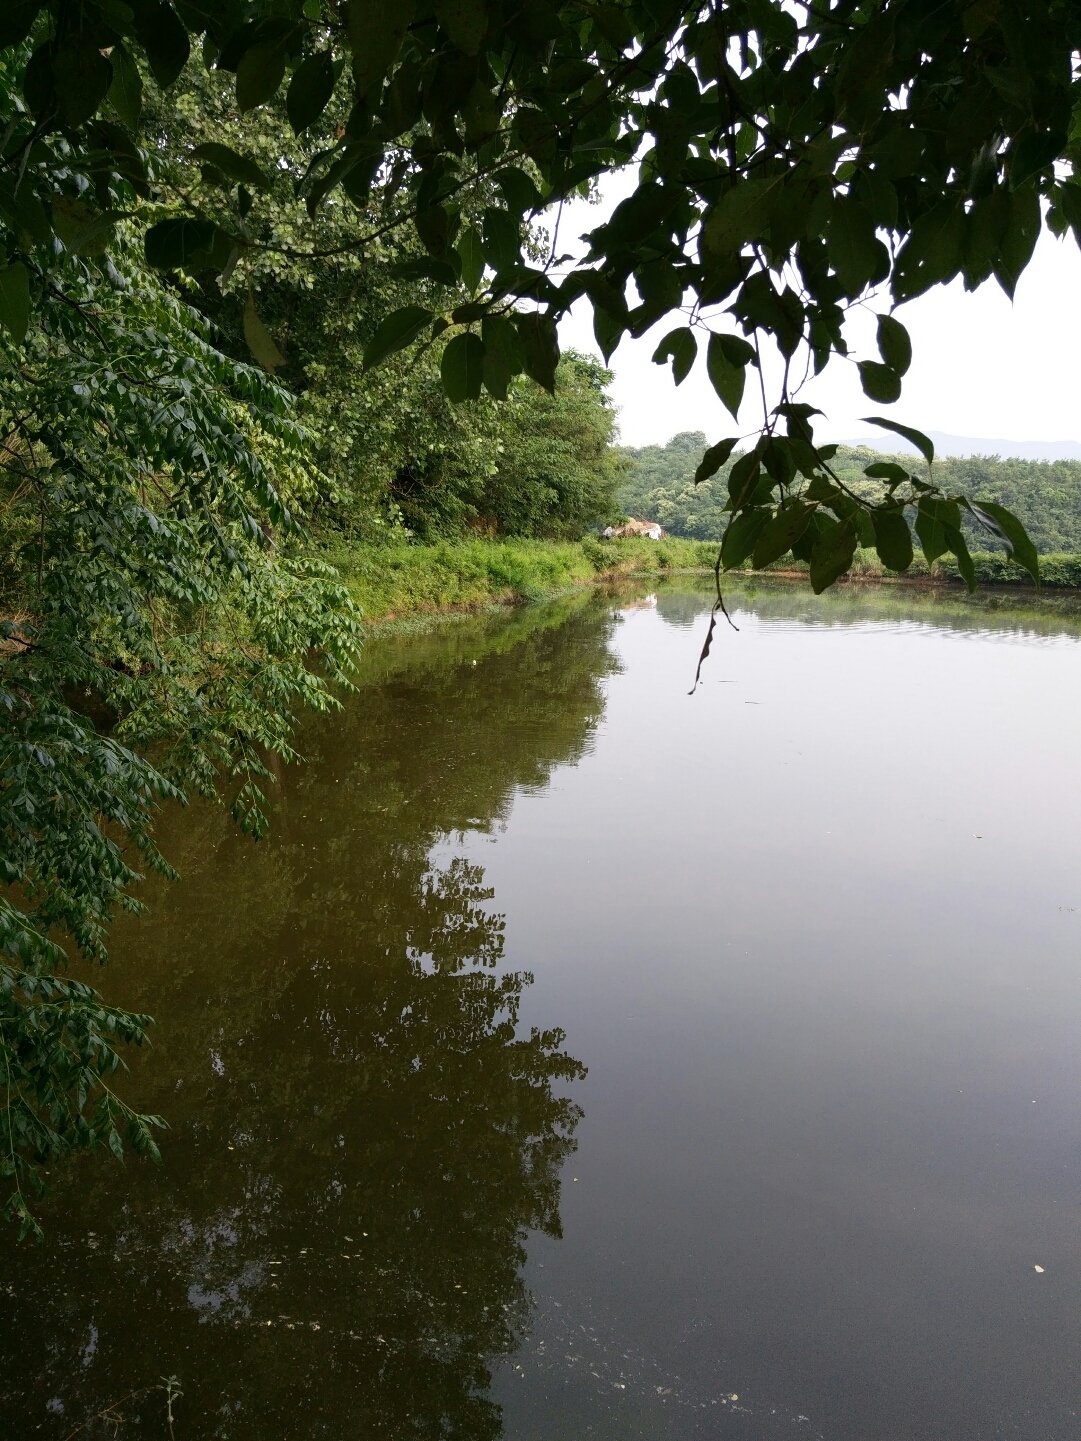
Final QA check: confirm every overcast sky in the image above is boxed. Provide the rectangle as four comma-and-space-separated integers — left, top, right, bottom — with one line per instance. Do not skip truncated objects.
552, 181, 1081, 452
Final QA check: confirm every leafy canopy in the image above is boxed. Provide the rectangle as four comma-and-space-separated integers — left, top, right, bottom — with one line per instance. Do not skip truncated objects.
0, 43, 360, 1235
5, 0, 1078, 588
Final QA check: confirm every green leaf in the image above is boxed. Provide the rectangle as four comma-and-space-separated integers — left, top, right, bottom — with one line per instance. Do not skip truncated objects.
363, 305, 434, 368
859, 416, 935, 464
967, 140, 999, 200
51, 197, 115, 255
870, 508, 913, 571
463, 78, 500, 143
441, 331, 485, 401
858, 361, 902, 404
0, 176, 49, 249
54, 37, 113, 127
967, 500, 1040, 583
892, 199, 965, 301
436, 0, 488, 54
721, 509, 769, 570
717, 333, 756, 367
481, 313, 523, 399
451, 301, 487, 324
947, 524, 977, 591
481, 208, 520, 272
699, 179, 774, 265
457, 226, 484, 292
108, 43, 143, 129
192, 144, 271, 191
390, 256, 460, 285
347, 0, 414, 97
22, 44, 57, 123
130, 0, 190, 89
726, 451, 761, 508
237, 43, 286, 112
828, 200, 889, 297
994, 186, 1041, 300
762, 437, 796, 487
415, 204, 452, 257
514, 312, 558, 392
287, 50, 337, 135
496, 167, 543, 214
652, 327, 697, 386
0, 262, 31, 345
86, 118, 150, 193
593, 306, 623, 363
1009, 130, 1063, 189
0, 2, 39, 49
914, 496, 957, 565
243, 293, 286, 371
876, 314, 911, 376
694, 437, 738, 485
864, 461, 912, 482
706, 333, 747, 419
809, 518, 858, 593
752, 501, 813, 569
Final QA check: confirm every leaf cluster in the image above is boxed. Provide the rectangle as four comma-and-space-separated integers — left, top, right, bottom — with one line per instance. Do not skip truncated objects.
0, 213, 359, 1231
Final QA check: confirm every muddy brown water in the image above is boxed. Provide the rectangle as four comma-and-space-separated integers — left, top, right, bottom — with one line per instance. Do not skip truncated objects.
4, 579, 1081, 1440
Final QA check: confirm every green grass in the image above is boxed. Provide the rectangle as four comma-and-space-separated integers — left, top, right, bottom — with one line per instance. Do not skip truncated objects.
315, 536, 721, 620
310, 534, 1081, 629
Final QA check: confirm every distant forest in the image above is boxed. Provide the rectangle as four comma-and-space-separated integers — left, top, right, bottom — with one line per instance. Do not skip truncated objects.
619, 433, 1081, 553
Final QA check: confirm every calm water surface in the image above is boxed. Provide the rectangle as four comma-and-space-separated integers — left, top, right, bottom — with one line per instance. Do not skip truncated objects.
4, 580, 1081, 1440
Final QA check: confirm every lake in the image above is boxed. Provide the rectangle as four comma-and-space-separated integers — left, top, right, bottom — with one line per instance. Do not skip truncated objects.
4, 578, 1081, 1440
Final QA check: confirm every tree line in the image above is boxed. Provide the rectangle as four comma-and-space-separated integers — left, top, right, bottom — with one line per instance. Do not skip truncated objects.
620, 435, 1081, 554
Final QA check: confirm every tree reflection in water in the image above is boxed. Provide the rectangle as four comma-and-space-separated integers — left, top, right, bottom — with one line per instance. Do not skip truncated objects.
1, 596, 617, 1440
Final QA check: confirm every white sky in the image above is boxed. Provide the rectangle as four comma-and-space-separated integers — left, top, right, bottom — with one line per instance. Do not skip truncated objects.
552, 181, 1081, 451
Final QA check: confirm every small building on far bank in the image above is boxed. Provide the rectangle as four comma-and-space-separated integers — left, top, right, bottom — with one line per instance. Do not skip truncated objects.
602, 517, 665, 540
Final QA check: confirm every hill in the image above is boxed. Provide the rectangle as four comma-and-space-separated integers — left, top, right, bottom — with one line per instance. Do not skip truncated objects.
618, 434, 1081, 553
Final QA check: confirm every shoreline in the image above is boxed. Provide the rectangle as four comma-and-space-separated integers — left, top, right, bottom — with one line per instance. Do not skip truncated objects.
312, 537, 1081, 627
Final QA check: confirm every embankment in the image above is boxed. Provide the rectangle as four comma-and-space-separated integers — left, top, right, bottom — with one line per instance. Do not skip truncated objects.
316, 536, 720, 619
314, 536, 1081, 625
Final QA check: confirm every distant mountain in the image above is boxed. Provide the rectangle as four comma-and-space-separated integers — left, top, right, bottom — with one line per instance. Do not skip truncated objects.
844, 430, 1081, 462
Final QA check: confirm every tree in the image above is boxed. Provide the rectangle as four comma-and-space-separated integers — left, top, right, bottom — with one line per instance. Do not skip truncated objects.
445, 351, 622, 539
132, 61, 620, 542
0, 51, 360, 1235
618, 440, 1081, 552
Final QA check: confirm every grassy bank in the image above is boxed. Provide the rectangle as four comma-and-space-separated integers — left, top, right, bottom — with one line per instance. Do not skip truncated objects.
316, 536, 720, 618
314, 535, 1081, 625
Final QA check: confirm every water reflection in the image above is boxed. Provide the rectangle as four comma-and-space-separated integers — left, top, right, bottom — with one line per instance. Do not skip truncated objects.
1, 596, 616, 1439
654, 573, 1081, 639
8, 577, 1081, 1441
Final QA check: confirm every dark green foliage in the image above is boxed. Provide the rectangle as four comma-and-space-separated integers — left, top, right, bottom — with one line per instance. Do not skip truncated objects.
4, 0, 1070, 604
831, 448, 1081, 558
0, 52, 360, 1231
138, 66, 618, 548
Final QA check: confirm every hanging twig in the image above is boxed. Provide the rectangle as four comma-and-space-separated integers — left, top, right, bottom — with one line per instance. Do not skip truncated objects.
689, 547, 739, 694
